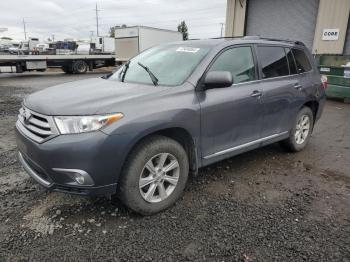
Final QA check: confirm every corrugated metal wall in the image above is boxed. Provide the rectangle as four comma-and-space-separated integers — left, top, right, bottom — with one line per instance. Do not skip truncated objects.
245, 0, 319, 51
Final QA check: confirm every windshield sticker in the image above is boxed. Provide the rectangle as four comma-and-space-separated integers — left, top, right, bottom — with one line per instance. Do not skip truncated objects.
176, 47, 200, 53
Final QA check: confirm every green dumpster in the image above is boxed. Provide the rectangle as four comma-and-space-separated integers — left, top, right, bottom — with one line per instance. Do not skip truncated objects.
318, 55, 350, 99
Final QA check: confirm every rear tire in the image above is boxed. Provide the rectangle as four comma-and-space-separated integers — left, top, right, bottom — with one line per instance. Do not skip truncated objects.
72, 60, 88, 74
118, 135, 189, 215
281, 106, 314, 152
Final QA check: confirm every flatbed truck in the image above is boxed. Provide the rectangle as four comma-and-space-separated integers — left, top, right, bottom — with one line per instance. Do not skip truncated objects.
0, 54, 117, 74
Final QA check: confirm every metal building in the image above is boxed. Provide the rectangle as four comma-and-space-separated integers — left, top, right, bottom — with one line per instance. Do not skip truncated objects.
225, 0, 350, 55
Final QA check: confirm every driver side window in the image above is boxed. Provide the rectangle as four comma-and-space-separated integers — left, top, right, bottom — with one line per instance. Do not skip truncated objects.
209, 46, 256, 84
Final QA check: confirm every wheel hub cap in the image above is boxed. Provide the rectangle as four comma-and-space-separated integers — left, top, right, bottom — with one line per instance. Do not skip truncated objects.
139, 153, 180, 203
295, 114, 310, 145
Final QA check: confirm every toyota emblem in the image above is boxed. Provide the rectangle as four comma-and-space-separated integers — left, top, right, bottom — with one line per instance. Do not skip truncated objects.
23, 108, 31, 124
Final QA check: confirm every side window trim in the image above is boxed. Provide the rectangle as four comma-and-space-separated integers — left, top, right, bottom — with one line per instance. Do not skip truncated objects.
284, 47, 298, 76
284, 48, 291, 75
202, 44, 257, 87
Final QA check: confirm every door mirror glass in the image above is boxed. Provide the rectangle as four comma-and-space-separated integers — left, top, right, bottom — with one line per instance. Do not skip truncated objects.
204, 71, 233, 89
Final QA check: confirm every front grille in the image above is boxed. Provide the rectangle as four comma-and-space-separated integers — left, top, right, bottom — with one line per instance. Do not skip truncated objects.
17, 106, 58, 143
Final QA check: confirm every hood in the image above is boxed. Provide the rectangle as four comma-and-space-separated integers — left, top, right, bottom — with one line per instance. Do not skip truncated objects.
24, 78, 167, 115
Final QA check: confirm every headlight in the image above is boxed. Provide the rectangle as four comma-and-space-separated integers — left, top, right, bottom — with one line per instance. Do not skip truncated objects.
54, 113, 123, 134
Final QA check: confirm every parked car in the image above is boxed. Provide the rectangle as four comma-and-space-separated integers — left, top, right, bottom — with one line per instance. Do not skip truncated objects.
8, 43, 20, 54
16, 37, 326, 215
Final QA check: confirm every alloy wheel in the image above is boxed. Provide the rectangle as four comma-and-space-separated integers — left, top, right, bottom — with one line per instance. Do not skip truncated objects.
295, 114, 310, 145
139, 153, 180, 203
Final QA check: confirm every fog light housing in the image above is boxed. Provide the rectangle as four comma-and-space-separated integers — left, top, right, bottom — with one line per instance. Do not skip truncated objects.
52, 168, 94, 186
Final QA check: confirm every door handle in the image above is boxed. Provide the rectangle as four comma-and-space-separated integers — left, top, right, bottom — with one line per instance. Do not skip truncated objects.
250, 90, 262, 98
294, 83, 303, 90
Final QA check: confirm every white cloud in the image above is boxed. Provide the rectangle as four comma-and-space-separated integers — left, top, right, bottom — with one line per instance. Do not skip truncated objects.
0, 0, 226, 41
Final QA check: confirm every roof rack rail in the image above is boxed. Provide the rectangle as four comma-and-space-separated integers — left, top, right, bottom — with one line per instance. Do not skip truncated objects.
210, 36, 245, 40
243, 36, 305, 46
208, 36, 305, 46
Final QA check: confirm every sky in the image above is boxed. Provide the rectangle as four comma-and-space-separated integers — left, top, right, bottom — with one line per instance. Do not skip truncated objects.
0, 0, 227, 42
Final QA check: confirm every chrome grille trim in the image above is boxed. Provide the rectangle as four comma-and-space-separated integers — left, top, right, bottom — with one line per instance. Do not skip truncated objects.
17, 106, 58, 143
28, 117, 51, 129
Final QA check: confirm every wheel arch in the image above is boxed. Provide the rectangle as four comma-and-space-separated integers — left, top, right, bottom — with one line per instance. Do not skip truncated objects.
302, 100, 319, 123
122, 127, 199, 176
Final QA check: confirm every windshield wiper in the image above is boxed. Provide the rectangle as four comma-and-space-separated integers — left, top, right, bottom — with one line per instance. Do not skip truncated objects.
119, 60, 130, 82
137, 62, 159, 86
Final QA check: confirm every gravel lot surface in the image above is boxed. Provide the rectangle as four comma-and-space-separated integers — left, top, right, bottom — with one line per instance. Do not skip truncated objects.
0, 72, 349, 262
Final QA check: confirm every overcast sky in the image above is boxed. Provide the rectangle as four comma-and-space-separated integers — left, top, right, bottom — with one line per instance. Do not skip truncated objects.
0, 0, 227, 41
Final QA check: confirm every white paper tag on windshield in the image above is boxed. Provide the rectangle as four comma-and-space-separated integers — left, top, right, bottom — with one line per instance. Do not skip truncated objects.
176, 47, 200, 53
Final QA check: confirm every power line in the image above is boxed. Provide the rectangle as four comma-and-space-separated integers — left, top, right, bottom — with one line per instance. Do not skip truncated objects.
100, 6, 224, 20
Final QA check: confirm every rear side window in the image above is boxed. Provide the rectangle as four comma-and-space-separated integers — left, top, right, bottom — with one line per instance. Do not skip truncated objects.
257, 46, 289, 79
292, 48, 312, 73
209, 46, 256, 84
285, 48, 298, 74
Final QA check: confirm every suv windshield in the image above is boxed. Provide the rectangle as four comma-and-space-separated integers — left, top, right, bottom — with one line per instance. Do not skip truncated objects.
110, 45, 210, 86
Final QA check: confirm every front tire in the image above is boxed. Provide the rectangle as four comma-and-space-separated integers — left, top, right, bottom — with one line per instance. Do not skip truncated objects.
281, 106, 314, 152
118, 136, 189, 215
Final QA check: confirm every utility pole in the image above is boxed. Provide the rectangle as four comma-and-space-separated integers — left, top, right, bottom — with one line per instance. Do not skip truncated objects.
95, 3, 100, 37
90, 30, 94, 42
23, 18, 27, 40
220, 23, 224, 38
52, 34, 55, 42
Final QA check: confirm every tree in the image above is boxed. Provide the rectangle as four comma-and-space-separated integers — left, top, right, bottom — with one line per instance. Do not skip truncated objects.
109, 27, 116, 38
109, 24, 127, 38
177, 21, 188, 40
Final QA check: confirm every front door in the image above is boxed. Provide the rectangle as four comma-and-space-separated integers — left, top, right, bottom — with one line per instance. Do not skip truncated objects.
198, 46, 263, 161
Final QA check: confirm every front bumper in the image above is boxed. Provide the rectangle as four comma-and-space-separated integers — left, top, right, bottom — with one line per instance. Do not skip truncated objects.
15, 121, 133, 196
18, 151, 116, 195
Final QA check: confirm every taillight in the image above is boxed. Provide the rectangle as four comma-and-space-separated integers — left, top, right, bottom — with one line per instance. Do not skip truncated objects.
321, 75, 328, 89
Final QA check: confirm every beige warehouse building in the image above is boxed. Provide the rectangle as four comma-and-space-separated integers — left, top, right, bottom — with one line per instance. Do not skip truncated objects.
225, 0, 350, 55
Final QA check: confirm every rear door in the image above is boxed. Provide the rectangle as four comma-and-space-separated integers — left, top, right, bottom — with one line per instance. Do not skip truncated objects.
199, 45, 263, 160
256, 45, 301, 138
285, 47, 314, 127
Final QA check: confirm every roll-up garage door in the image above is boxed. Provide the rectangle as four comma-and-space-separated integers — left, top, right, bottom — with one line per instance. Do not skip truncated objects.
343, 18, 350, 55
245, 0, 319, 51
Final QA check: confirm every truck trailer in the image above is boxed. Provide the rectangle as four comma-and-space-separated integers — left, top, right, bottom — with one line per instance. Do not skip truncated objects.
0, 54, 116, 74
115, 26, 182, 60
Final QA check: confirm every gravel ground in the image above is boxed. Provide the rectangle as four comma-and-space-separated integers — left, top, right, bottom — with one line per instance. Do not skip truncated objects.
0, 72, 349, 262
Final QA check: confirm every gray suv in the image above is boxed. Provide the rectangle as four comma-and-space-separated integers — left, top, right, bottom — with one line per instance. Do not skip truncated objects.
16, 37, 326, 214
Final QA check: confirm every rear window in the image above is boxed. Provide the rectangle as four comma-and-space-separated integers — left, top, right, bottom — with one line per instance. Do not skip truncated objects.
257, 46, 289, 79
292, 48, 312, 73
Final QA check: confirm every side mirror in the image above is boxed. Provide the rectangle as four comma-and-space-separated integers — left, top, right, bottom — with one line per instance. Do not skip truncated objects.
203, 71, 233, 89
